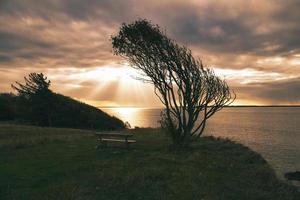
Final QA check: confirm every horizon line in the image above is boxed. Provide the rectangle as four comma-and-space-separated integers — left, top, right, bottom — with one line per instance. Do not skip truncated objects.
98, 105, 300, 109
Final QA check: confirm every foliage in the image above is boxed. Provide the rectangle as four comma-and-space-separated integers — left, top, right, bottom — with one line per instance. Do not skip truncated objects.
12, 73, 53, 126
0, 93, 16, 120
11, 73, 51, 98
112, 19, 235, 147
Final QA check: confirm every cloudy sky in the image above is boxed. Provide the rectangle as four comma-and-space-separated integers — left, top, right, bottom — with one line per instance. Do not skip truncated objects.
0, 0, 299, 107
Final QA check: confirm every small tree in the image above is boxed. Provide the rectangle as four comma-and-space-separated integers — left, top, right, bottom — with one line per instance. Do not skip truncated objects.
12, 73, 51, 98
112, 20, 235, 148
12, 73, 53, 126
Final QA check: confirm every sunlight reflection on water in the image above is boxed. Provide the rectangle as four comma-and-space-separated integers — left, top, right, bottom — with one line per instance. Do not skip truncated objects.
102, 107, 300, 179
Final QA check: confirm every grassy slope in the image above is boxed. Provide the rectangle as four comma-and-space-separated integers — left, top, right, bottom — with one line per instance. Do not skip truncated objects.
0, 123, 299, 200
0, 93, 125, 130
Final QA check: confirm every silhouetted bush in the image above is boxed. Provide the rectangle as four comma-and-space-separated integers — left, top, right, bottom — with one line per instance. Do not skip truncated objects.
0, 93, 16, 120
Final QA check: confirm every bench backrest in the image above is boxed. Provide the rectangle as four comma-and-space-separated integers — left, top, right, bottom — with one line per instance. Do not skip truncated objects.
95, 133, 133, 138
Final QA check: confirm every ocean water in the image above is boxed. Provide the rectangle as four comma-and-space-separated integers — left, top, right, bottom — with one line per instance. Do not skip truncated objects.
102, 107, 300, 178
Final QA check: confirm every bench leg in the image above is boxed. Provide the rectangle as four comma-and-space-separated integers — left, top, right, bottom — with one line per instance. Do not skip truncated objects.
125, 137, 130, 149
96, 138, 108, 149
95, 138, 100, 149
102, 140, 108, 148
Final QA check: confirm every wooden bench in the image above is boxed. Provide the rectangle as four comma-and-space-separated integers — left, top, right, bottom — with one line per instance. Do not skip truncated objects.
95, 132, 136, 149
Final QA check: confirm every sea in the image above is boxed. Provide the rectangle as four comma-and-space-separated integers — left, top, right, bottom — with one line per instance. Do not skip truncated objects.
102, 107, 300, 179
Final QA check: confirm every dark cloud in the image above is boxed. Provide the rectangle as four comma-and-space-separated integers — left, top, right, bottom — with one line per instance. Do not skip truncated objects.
163, 1, 300, 56
0, 32, 53, 52
234, 77, 300, 104
61, 0, 131, 23
255, 78, 300, 103
0, 54, 13, 62
1, 0, 299, 58
0, 0, 299, 105
170, 16, 260, 53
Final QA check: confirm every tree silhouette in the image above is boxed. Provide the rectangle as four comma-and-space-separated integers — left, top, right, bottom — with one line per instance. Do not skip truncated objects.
112, 19, 235, 148
12, 73, 53, 126
12, 73, 51, 98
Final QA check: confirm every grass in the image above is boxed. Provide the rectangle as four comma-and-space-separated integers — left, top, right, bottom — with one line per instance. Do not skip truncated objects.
0, 123, 299, 200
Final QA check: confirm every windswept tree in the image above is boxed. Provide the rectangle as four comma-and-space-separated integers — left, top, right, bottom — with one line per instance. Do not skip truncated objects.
12, 73, 53, 126
112, 19, 235, 148
12, 73, 51, 98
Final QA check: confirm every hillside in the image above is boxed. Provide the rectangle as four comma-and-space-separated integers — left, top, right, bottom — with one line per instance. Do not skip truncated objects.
0, 93, 125, 130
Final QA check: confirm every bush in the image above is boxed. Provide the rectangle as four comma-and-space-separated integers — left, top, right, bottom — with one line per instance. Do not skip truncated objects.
0, 93, 16, 121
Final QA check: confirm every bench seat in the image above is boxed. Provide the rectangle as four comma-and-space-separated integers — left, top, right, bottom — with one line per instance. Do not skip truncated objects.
95, 132, 136, 148
101, 138, 136, 143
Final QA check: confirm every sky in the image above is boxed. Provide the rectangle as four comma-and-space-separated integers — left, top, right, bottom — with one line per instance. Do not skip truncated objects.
0, 0, 299, 107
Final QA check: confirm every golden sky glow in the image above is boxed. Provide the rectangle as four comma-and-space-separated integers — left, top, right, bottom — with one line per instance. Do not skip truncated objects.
0, 0, 299, 107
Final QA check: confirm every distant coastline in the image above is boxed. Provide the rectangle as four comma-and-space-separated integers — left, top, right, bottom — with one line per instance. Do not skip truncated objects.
225, 105, 300, 107
99, 105, 300, 109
